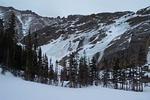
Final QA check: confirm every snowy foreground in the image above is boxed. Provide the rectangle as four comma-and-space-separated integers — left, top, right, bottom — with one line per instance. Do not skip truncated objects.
0, 70, 150, 100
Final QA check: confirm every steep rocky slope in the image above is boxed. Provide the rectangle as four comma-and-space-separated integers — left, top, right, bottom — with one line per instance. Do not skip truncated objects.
39, 7, 150, 68
0, 6, 150, 68
0, 6, 61, 39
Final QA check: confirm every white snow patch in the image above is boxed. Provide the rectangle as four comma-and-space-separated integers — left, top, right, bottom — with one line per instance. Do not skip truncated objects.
95, 15, 131, 61
17, 15, 32, 36
128, 37, 131, 43
0, 13, 3, 18
146, 7, 150, 11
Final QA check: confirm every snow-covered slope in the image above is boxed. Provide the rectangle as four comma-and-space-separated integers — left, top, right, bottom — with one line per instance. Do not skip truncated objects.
41, 14, 132, 62
0, 69, 150, 100
39, 8, 150, 67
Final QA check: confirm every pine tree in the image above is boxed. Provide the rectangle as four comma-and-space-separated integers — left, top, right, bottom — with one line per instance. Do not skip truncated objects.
112, 58, 120, 89
4, 12, 17, 69
0, 19, 4, 63
78, 57, 85, 87
42, 54, 49, 84
33, 32, 38, 51
78, 51, 89, 87
54, 60, 59, 86
32, 49, 38, 81
32, 32, 38, 81
82, 51, 89, 87
68, 52, 78, 88
137, 47, 146, 92
120, 68, 126, 90
89, 57, 98, 86
25, 30, 35, 81
48, 59, 54, 85
102, 58, 109, 87
37, 47, 42, 82
0, 19, 5, 74
60, 60, 68, 86
13, 45, 23, 72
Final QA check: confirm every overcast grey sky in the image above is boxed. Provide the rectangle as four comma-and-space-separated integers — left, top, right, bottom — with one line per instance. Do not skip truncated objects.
0, 0, 150, 17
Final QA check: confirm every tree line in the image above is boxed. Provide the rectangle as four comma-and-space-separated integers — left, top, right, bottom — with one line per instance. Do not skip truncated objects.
0, 12, 51, 84
0, 12, 149, 92
59, 51, 149, 92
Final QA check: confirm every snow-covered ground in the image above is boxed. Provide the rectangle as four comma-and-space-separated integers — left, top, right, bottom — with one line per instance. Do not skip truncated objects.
0, 69, 150, 100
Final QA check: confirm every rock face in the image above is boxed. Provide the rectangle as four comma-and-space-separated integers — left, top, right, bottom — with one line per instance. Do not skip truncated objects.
99, 8, 150, 68
0, 6, 61, 39
1, 6, 150, 68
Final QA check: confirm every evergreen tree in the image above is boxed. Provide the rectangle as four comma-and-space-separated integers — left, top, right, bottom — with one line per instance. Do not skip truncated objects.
48, 59, 54, 85
32, 49, 38, 81
89, 57, 98, 86
102, 58, 109, 87
37, 47, 43, 82
1, 12, 24, 76
60, 60, 68, 86
4, 12, 17, 69
0, 19, 5, 74
33, 32, 38, 51
54, 60, 59, 86
0, 19, 4, 64
68, 52, 78, 88
112, 58, 120, 89
25, 30, 35, 81
32, 32, 38, 81
13, 45, 23, 71
21, 47, 27, 72
78, 57, 85, 87
137, 47, 146, 92
41, 54, 49, 83
78, 51, 89, 87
